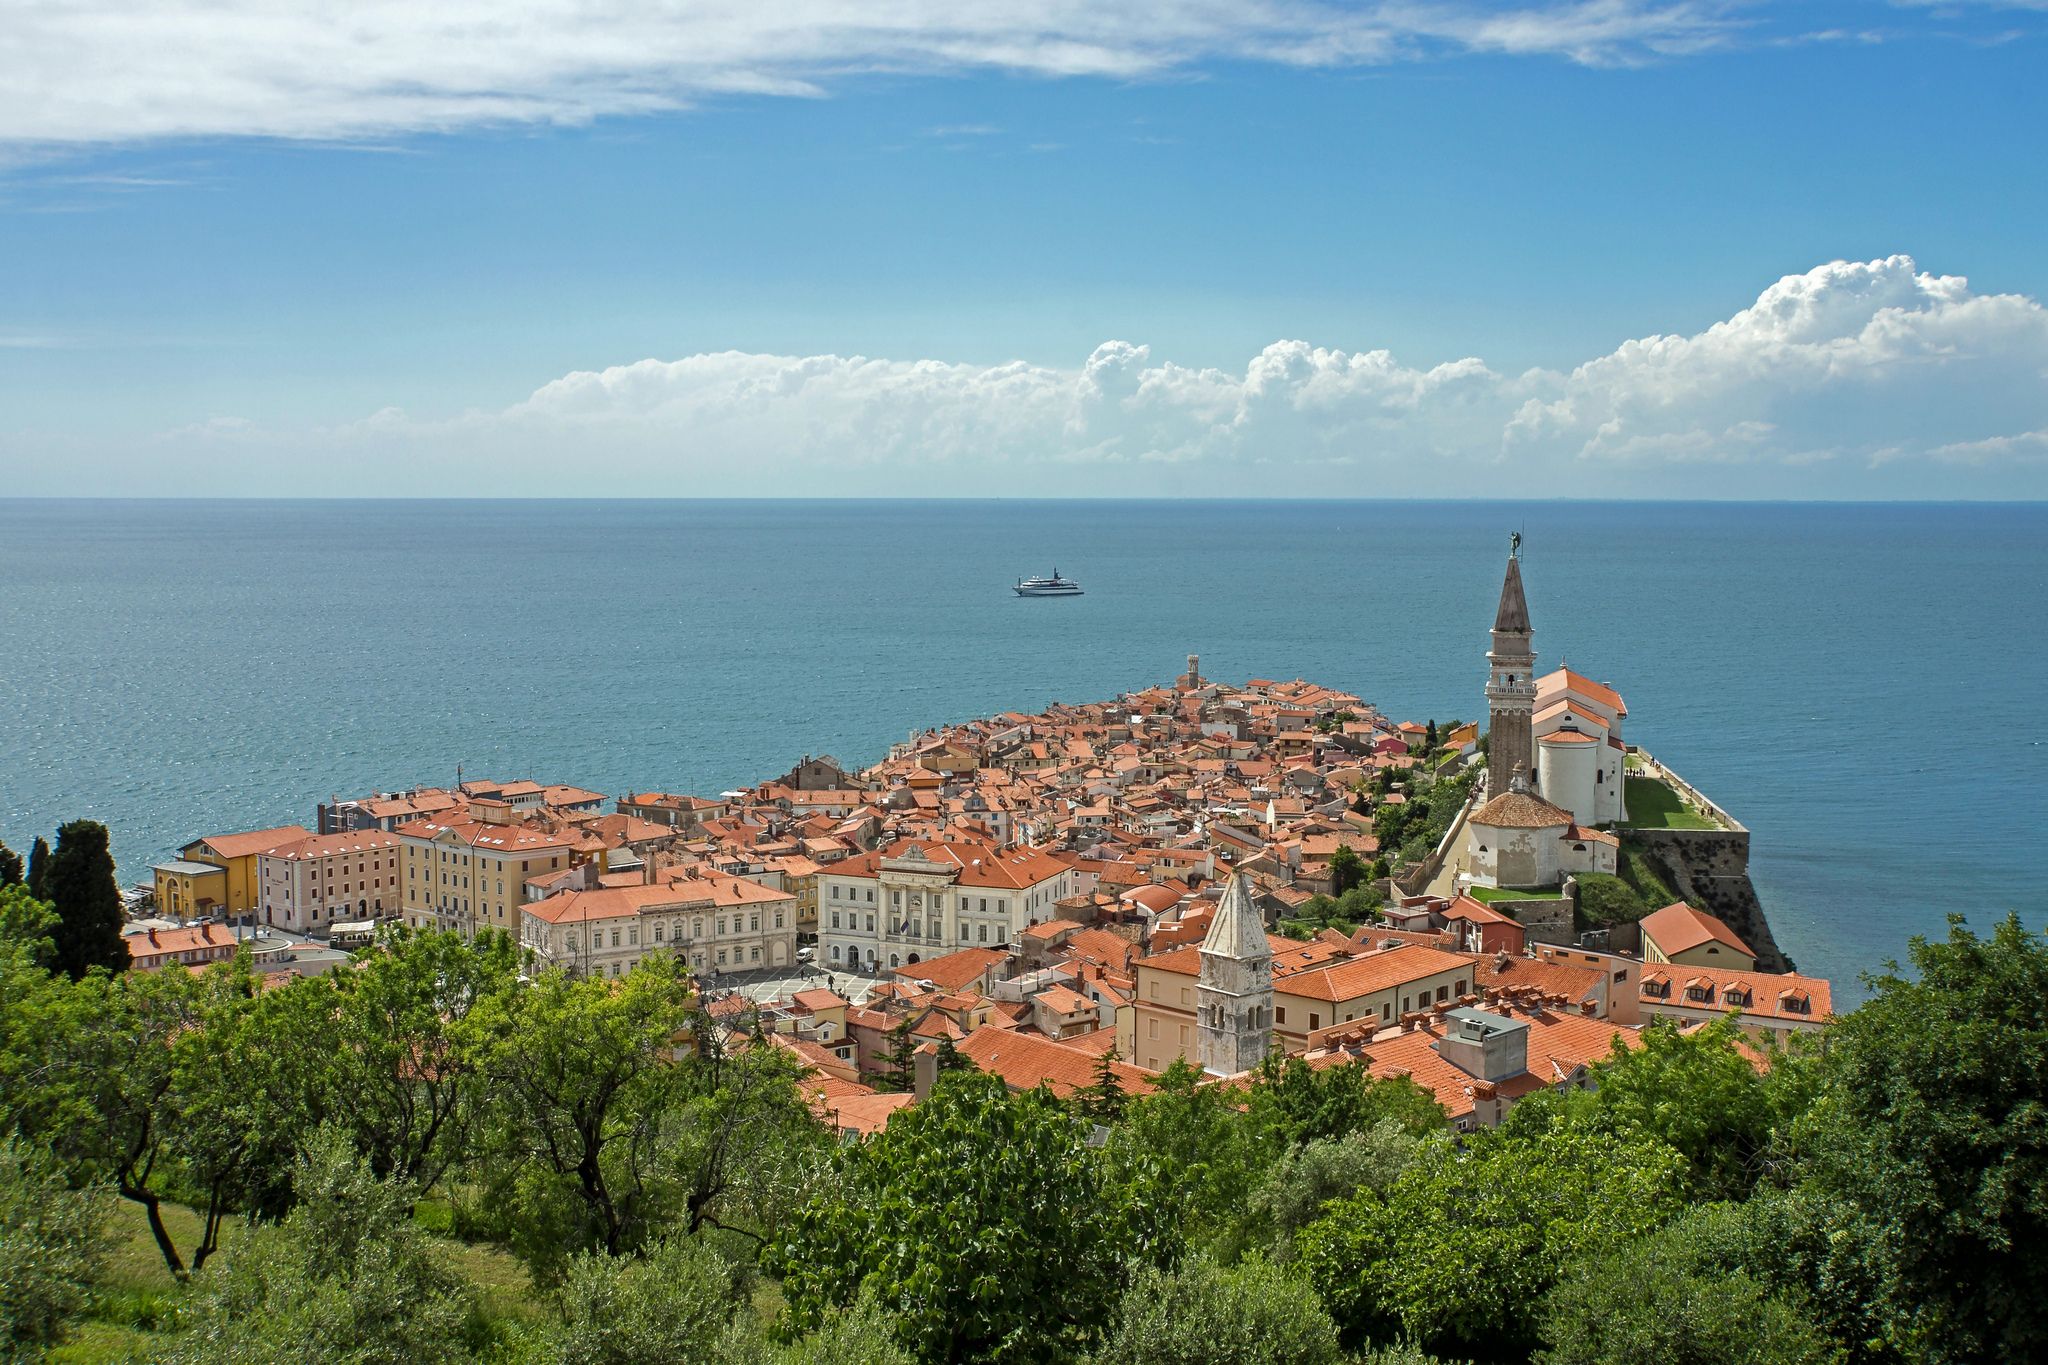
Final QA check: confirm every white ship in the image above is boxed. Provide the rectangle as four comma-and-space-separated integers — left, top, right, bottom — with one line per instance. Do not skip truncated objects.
1013, 568, 1083, 597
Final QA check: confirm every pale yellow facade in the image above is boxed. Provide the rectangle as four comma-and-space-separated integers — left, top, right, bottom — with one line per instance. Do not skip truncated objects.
400, 819, 580, 937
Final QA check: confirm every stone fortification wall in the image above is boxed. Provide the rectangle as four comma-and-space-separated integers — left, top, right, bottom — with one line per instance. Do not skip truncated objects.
1393, 782, 1483, 898
1627, 827, 1793, 974
1491, 896, 1575, 948
1628, 751, 1791, 974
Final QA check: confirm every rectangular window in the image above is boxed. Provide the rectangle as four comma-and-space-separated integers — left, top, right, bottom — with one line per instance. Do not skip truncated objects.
1309, 1012, 1321, 1029
1148, 1018, 1159, 1039
1275, 1007, 1287, 1024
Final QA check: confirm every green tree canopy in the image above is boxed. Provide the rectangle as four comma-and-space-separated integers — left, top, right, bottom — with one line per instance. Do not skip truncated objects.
541, 1235, 745, 1365
0, 882, 61, 969
466, 953, 702, 1275
1096, 1256, 1344, 1365
1539, 1200, 1836, 1365
165, 1127, 474, 1365
44, 820, 127, 979
1783, 913, 2048, 1363
1248, 1058, 1443, 1150
0, 1135, 110, 1357
1099, 1059, 1265, 1250
1298, 1125, 1684, 1358
1230, 1122, 1441, 1264
1500, 1018, 1798, 1201
772, 1069, 1169, 1363
25, 837, 49, 900
1329, 844, 1366, 897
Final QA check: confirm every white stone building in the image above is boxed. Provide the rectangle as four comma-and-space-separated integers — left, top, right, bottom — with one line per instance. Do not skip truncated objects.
256, 830, 405, 934
1465, 779, 1618, 890
1532, 667, 1629, 826
520, 872, 798, 978
817, 835, 1073, 973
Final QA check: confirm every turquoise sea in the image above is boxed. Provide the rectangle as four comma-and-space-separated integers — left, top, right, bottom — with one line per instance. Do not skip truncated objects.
2, 499, 2043, 1001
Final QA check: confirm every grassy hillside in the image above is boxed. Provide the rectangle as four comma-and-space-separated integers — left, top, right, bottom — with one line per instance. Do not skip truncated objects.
49, 1194, 545, 1363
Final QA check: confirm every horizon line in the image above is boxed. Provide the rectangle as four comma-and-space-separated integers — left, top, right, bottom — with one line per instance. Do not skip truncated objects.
4, 495, 2046, 507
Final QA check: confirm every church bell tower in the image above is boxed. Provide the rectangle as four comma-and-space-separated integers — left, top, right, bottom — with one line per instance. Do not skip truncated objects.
1197, 872, 1272, 1076
1486, 537, 1536, 795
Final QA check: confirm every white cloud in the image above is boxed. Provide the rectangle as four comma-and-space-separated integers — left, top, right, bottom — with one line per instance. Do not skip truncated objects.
114, 255, 2048, 498
3, 1, 1744, 146
1505, 256, 2048, 467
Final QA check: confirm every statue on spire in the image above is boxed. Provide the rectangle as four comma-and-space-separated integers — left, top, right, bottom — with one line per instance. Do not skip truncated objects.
1510, 529, 1522, 560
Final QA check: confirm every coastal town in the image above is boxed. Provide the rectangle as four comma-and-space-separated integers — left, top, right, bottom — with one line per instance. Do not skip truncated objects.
122, 546, 1832, 1135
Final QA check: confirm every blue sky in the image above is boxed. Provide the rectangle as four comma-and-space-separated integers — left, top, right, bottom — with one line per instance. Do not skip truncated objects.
3, 1, 2046, 497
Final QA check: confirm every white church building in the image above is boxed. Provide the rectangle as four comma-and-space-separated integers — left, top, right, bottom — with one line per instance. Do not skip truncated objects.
1532, 667, 1629, 827
1466, 546, 1625, 891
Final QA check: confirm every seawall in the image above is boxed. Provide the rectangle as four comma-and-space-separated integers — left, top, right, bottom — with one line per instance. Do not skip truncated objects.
1627, 754, 1793, 973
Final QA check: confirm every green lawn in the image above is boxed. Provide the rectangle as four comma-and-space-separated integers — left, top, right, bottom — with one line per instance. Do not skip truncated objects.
1623, 777, 1717, 830
1468, 885, 1564, 903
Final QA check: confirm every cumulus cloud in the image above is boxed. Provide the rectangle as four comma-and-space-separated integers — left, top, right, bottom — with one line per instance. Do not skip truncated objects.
1506, 256, 2048, 467
3, 1, 1744, 146
115, 255, 2048, 497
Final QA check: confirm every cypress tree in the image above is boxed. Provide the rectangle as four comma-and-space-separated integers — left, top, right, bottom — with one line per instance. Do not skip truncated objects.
25, 837, 50, 899
0, 840, 22, 887
45, 820, 128, 979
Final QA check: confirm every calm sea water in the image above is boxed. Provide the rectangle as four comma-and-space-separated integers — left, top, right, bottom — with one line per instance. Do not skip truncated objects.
2, 499, 2042, 1001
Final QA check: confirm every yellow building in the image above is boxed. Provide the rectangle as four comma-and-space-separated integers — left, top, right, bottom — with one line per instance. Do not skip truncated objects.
774, 855, 824, 939
1639, 901, 1758, 972
398, 805, 587, 937
1130, 938, 1475, 1073
153, 824, 310, 919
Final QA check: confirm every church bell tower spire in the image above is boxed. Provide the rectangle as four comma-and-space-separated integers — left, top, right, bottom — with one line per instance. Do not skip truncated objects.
1196, 871, 1272, 1076
1486, 536, 1536, 796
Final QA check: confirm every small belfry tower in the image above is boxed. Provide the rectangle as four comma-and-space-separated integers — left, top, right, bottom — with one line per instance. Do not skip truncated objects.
1197, 871, 1273, 1076
1486, 535, 1537, 796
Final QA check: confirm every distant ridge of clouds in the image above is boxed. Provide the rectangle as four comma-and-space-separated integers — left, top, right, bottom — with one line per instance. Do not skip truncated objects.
135, 256, 2048, 498
0, 1, 1765, 146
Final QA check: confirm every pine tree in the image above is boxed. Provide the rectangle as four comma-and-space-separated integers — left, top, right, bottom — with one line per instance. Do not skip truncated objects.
25, 837, 50, 899
0, 840, 22, 887
45, 820, 128, 979
934, 1033, 970, 1075
874, 1017, 919, 1093
1078, 1046, 1127, 1124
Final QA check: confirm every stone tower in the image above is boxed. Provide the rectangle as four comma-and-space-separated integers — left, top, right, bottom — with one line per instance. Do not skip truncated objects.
1197, 871, 1273, 1076
1486, 544, 1536, 796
